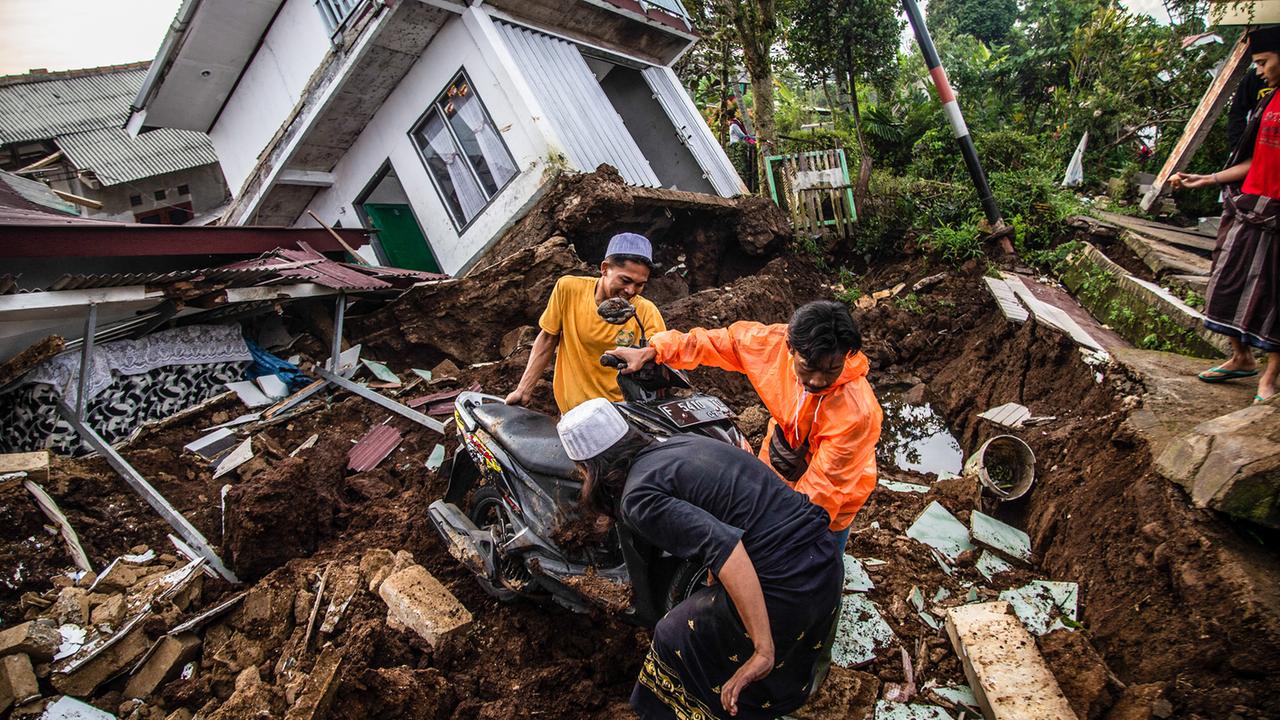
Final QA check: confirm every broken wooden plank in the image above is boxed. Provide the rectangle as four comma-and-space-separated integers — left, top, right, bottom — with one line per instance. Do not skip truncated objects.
1142, 33, 1251, 212
24, 481, 92, 573
944, 602, 1077, 720
1095, 212, 1215, 253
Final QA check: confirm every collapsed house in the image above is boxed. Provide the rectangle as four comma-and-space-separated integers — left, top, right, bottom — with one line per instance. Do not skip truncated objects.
0, 64, 228, 225
125, 0, 744, 273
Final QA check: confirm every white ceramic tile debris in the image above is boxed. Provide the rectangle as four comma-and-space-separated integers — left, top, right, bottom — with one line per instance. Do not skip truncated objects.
842, 555, 875, 592
832, 594, 896, 668
874, 700, 955, 720
975, 551, 1015, 581
999, 580, 1080, 635
970, 511, 1033, 563
977, 402, 1032, 429
906, 501, 974, 562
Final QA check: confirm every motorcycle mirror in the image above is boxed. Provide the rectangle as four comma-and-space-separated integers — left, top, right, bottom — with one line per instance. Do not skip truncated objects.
597, 297, 637, 325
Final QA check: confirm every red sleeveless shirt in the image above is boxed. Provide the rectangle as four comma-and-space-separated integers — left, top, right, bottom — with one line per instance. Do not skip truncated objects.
1242, 91, 1280, 198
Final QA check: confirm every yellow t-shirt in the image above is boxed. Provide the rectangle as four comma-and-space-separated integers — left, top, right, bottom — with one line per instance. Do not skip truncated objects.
539, 276, 666, 413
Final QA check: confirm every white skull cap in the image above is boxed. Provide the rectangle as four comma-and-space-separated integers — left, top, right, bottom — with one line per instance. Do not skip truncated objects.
557, 398, 629, 461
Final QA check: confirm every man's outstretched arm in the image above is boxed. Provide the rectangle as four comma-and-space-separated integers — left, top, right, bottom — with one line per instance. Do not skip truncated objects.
505, 330, 559, 405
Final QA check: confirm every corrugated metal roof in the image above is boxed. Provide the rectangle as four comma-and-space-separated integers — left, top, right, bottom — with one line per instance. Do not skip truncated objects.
44, 266, 283, 291
348, 424, 403, 472
55, 126, 218, 186
0, 68, 144, 145
495, 21, 660, 188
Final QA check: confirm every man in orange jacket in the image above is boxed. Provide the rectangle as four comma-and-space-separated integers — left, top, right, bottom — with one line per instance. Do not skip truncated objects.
606, 300, 882, 550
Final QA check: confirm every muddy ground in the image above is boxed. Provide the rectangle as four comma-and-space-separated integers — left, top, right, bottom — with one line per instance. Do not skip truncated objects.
3, 173, 1278, 718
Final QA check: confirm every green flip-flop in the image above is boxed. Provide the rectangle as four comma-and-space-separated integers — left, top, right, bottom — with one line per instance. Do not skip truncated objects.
1198, 366, 1259, 383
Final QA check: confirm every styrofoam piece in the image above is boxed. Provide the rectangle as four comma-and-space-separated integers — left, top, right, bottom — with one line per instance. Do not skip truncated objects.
874, 700, 954, 719
843, 555, 874, 592
225, 380, 272, 408
880, 478, 930, 493
832, 594, 896, 668
40, 696, 117, 719
977, 402, 1032, 429
361, 359, 402, 385
906, 501, 974, 562
255, 374, 290, 399
982, 276, 1030, 323
425, 444, 447, 471
212, 439, 253, 480
998, 581, 1079, 635
970, 511, 1033, 562
975, 551, 1015, 581
183, 428, 238, 458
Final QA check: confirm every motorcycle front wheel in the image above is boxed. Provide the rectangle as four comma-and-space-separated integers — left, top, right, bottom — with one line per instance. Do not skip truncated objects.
468, 486, 533, 595
662, 558, 713, 615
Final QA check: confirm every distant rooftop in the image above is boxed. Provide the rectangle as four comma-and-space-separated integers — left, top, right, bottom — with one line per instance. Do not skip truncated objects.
0, 63, 220, 184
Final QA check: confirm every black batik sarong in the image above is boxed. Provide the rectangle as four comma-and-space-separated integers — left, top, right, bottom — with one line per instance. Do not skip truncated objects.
1205, 193, 1280, 352
630, 533, 843, 720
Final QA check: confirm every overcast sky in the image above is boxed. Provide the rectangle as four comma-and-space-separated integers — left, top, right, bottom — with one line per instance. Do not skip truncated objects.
0, 0, 181, 76
0, 0, 1175, 78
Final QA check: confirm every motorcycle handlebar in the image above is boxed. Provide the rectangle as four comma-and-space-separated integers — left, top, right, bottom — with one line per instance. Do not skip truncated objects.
599, 353, 626, 369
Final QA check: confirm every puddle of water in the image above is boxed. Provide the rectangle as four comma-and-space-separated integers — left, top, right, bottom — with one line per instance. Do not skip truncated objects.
876, 391, 963, 476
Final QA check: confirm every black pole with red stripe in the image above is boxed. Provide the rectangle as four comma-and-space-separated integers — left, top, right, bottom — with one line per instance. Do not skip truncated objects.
901, 0, 1012, 248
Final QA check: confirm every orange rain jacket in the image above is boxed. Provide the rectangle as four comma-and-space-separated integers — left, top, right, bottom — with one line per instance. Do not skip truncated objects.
650, 321, 883, 531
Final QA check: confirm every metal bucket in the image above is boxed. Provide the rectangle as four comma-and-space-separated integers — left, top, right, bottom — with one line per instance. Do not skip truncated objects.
964, 434, 1036, 501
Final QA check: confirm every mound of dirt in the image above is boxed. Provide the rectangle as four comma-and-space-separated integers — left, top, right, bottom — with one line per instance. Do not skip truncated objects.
483, 166, 791, 291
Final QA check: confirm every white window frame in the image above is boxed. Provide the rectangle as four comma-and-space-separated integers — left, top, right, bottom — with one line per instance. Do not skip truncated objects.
315, 0, 365, 34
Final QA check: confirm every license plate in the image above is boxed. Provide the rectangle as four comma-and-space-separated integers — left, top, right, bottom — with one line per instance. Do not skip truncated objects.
657, 396, 733, 428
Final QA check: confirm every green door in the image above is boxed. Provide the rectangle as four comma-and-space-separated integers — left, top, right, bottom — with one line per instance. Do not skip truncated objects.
363, 203, 442, 273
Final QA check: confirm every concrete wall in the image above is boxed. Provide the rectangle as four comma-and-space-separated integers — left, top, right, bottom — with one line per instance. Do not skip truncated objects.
50, 164, 229, 223
208, 0, 333, 194
297, 8, 559, 275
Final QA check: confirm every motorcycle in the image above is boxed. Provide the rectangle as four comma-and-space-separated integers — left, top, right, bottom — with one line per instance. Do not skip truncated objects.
427, 302, 749, 626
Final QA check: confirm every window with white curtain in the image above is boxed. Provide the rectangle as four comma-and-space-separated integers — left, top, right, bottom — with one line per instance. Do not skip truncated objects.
409, 71, 518, 230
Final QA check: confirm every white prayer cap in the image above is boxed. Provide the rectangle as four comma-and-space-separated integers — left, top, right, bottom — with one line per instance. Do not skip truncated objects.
557, 398, 629, 461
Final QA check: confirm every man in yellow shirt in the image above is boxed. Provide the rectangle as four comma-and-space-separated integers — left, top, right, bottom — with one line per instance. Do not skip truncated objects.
505, 233, 666, 413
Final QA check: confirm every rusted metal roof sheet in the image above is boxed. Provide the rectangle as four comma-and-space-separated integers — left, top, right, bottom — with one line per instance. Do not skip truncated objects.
55, 126, 218, 186
347, 424, 403, 472
44, 266, 283, 291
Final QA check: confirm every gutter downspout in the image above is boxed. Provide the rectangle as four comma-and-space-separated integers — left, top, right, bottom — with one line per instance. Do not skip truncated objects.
125, 0, 203, 135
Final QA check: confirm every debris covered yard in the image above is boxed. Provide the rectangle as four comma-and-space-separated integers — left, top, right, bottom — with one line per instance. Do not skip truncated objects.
0, 167, 1275, 720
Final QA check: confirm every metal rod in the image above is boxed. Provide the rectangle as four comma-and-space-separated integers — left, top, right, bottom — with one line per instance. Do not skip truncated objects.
56, 402, 239, 583
315, 367, 447, 433
901, 0, 1010, 246
76, 303, 98, 421
328, 292, 346, 372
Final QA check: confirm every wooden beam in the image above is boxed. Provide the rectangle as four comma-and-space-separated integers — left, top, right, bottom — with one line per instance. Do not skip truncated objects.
945, 601, 1078, 720
24, 480, 93, 573
51, 188, 104, 210
1141, 33, 1251, 212
15, 150, 63, 174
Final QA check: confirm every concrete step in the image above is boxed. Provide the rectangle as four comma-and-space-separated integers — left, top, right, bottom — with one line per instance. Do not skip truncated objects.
1059, 242, 1228, 358
1096, 211, 1216, 253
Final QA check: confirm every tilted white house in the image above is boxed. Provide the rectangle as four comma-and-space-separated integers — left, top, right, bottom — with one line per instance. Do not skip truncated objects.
127, 0, 743, 274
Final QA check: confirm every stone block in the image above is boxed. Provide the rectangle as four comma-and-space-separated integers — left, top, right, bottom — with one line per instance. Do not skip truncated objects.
359, 549, 395, 593
207, 666, 278, 720
1157, 403, 1280, 528
52, 623, 153, 697
49, 587, 91, 625
124, 633, 201, 699
91, 595, 125, 628
0, 621, 61, 662
0, 653, 39, 711
283, 644, 345, 720
377, 565, 471, 647
0, 451, 48, 484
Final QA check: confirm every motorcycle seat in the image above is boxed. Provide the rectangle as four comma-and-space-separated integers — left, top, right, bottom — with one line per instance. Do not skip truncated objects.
471, 402, 577, 478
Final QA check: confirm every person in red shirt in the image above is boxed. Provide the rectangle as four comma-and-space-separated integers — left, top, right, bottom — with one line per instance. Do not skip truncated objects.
1173, 26, 1280, 404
